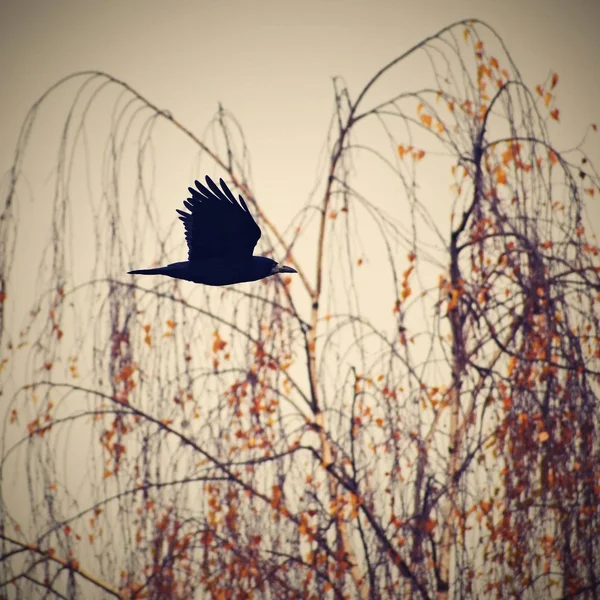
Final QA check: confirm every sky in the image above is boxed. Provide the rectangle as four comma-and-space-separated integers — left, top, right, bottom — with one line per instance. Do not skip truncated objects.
1, 0, 599, 215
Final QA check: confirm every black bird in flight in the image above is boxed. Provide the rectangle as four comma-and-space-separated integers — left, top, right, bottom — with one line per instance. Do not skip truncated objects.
128, 176, 297, 285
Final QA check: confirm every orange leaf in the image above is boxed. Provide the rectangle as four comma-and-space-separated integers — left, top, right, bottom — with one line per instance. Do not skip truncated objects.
463, 28, 470, 41
494, 167, 507, 185
543, 92, 552, 108
550, 109, 560, 121
550, 72, 559, 89
271, 485, 282, 509
539, 431, 549, 443
420, 114, 432, 128
423, 518, 437, 533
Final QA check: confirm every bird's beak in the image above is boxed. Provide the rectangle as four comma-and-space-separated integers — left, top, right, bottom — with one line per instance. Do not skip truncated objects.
272, 264, 297, 275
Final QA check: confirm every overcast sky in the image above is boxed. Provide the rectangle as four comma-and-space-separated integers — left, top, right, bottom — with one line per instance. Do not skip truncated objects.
2, 0, 599, 205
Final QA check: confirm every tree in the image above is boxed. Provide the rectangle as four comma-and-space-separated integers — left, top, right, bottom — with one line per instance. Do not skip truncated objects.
1, 18, 599, 599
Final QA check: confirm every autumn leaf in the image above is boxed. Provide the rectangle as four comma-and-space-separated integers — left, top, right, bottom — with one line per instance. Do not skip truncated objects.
550, 109, 560, 121
494, 167, 507, 185
447, 288, 460, 312
420, 114, 432, 128
398, 144, 410, 159
423, 518, 437, 533
550, 72, 559, 89
212, 332, 227, 353
271, 485, 282, 510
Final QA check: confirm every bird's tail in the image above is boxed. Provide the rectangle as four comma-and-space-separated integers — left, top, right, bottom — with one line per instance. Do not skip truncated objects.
128, 267, 169, 276
128, 262, 190, 277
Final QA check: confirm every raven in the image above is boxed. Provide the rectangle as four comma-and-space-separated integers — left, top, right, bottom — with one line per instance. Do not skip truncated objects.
128, 176, 297, 285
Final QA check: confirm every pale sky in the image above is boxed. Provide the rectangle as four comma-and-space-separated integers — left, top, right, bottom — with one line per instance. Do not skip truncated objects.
2, 0, 599, 211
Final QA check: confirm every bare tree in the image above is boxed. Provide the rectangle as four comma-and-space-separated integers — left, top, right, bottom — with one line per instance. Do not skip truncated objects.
1, 18, 599, 599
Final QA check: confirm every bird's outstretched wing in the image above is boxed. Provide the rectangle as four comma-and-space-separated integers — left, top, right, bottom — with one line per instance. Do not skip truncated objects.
176, 177, 262, 262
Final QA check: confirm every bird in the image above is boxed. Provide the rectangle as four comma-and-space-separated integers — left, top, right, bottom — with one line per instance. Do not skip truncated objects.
128, 176, 297, 286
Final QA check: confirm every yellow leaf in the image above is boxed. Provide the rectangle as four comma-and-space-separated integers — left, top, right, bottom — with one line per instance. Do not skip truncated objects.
539, 431, 549, 443
543, 92, 552, 107
420, 114, 432, 128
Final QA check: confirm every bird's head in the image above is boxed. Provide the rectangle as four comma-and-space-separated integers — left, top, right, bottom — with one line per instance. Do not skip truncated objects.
270, 262, 297, 276
252, 256, 297, 280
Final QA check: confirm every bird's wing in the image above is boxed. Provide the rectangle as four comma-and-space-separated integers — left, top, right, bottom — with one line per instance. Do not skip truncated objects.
176, 176, 262, 261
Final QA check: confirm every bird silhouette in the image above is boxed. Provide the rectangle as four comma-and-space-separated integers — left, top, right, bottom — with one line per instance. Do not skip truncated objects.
128, 176, 297, 285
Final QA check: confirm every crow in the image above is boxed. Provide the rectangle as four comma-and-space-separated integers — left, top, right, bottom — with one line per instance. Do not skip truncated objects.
128, 176, 297, 285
